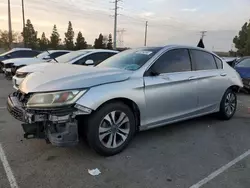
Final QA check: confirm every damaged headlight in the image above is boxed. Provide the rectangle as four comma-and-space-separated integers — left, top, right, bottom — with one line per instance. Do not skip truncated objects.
15, 71, 30, 78
27, 90, 87, 107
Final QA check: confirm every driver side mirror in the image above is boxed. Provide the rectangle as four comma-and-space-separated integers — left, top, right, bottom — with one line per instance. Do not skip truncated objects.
5, 54, 11, 58
43, 55, 50, 60
85, 59, 94, 65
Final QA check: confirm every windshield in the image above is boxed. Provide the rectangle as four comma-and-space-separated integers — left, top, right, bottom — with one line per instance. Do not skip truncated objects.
56, 51, 91, 63
36, 51, 49, 59
0, 49, 14, 56
236, 58, 250, 67
96, 47, 163, 71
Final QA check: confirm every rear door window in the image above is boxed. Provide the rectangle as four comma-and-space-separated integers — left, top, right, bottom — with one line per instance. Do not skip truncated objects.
77, 52, 116, 65
190, 50, 217, 70
50, 52, 69, 59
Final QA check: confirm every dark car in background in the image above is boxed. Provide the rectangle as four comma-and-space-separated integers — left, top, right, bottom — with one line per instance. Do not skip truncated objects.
0, 48, 40, 73
222, 57, 240, 67
234, 56, 250, 90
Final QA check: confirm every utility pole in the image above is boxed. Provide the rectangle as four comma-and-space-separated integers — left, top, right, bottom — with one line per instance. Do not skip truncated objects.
8, 0, 12, 49
22, 0, 26, 47
144, 21, 148, 46
200, 31, 207, 39
112, 0, 121, 50
22, 0, 25, 30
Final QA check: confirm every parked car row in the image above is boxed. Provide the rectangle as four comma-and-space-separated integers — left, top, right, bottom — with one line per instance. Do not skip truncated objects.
3, 50, 71, 78
3, 45, 243, 156
0, 48, 41, 73
11, 49, 118, 89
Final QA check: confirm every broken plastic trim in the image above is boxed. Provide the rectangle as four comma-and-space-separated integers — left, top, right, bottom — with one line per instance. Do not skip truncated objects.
74, 104, 92, 114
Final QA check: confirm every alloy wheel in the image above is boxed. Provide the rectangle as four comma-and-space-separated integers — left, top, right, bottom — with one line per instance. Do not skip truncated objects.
225, 92, 236, 116
98, 111, 130, 149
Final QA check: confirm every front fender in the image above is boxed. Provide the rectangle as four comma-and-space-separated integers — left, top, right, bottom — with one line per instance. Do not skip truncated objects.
75, 78, 148, 126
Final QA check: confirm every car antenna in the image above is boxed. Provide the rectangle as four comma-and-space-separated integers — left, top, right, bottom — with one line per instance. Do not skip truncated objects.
46, 50, 58, 63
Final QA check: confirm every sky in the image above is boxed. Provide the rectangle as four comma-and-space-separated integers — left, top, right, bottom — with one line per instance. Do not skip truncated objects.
0, 0, 250, 51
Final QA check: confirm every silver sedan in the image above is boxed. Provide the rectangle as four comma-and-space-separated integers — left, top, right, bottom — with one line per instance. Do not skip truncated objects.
7, 45, 243, 156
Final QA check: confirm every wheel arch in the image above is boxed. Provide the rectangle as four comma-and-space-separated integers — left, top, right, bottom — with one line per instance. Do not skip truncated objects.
228, 85, 241, 93
95, 97, 141, 131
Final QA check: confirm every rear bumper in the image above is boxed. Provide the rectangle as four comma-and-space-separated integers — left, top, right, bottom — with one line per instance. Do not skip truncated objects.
7, 94, 86, 146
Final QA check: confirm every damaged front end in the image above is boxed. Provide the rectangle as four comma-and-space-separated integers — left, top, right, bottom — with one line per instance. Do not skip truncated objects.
7, 90, 91, 146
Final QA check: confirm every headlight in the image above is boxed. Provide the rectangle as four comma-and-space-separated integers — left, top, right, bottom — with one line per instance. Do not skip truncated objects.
4, 63, 14, 68
16, 71, 30, 78
27, 90, 87, 107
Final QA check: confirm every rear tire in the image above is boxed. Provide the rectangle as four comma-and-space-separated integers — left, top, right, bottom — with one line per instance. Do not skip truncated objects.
86, 102, 136, 156
218, 89, 237, 120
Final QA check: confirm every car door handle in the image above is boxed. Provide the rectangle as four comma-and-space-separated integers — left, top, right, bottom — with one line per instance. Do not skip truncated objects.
188, 76, 197, 80
220, 73, 227, 76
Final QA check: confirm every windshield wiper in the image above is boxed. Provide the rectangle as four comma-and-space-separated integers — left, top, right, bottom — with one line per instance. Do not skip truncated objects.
46, 50, 58, 63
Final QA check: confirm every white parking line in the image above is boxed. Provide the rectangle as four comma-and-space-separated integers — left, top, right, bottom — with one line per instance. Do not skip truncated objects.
189, 149, 250, 188
0, 106, 6, 109
0, 143, 19, 188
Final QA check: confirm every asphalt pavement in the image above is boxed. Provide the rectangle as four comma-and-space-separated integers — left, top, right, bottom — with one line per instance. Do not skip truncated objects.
1, 74, 250, 188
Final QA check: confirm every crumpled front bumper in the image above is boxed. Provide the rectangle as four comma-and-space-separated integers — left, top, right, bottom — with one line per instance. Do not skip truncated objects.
7, 94, 88, 146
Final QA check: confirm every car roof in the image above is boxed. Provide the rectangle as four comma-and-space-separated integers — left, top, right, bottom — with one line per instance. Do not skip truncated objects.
128, 45, 214, 53
137, 45, 222, 58
11, 48, 32, 51
77, 49, 119, 53
47, 50, 72, 53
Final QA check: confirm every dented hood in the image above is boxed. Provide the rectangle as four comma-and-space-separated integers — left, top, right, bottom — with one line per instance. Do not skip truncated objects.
19, 64, 132, 93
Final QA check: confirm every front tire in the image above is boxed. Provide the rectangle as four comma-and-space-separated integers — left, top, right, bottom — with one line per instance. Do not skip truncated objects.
218, 89, 237, 120
86, 102, 136, 156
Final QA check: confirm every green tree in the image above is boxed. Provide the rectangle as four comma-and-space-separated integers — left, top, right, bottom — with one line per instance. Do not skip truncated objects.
50, 25, 61, 49
107, 34, 113, 49
64, 21, 75, 50
0, 30, 19, 49
245, 23, 250, 55
233, 22, 250, 56
94, 33, 105, 49
22, 19, 38, 49
38, 32, 49, 50
75, 31, 87, 50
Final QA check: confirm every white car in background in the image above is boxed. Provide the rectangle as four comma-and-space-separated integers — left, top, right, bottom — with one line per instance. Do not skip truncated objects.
12, 49, 119, 89
2, 50, 71, 77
